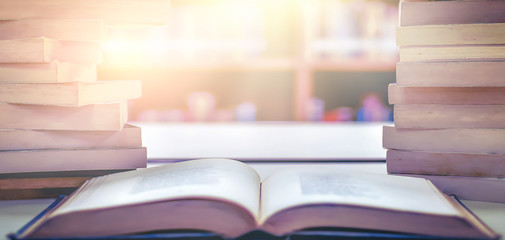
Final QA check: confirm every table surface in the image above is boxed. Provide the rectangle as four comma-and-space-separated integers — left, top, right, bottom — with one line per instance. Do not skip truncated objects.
1, 123, 504, 239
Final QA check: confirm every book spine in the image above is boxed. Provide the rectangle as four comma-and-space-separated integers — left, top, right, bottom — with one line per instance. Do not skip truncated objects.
0, 101, 127, 131
399, 45, 505, 62
394, 104, 505, 129
387, 149, 505, 178
388, 84, 505, 105
400, 1, 505, 26
0, 19, 105, 42
0, 0, 172, 25
396, 61, 505, 87
397, 23, 505, 46
0, 147, 147, 174
382, 126, 505, 155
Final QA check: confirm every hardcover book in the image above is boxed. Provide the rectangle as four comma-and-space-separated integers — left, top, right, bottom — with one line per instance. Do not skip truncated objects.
396, 61, 505, 87
0, 146, 147, 174
0, 19, 105, 42
13, 159, 498, 240
0, 169, 134, 200
0, 61, 96, 83
387, 149, 505, 178
399, 0, 505, 26
395, 173, 505, 204
399, 45, 505, 62
0, 101, 127, 131
0, 0, 171, 25
393, 104, 505, 129
0, 38, 102, 64
383, 125, 505, 155
0, 80, 141, 106
388, 84, 505, 105
396, 23, 505, 46
0, 124, 142, 151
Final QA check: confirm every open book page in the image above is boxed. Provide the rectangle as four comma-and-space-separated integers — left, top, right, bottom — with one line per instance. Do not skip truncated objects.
52, 159, 261, 219
259, 168, 461, 224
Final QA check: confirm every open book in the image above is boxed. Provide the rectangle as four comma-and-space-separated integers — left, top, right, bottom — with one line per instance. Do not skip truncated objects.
18, 159, 498, 239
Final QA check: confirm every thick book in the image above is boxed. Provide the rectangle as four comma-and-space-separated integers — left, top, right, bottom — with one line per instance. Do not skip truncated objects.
388, 84, 505, 105
0, 61, 96, 83
1, 188, 79, 201
0, 124, 141, 151
399, 45, 505, 62
0, 169, 134, 200
399, 0, 505, 26
0, 169, 134, 179
386, 149, 505, 178
396, 61, 505, 87
394, 173, 505, 204
0, 176, 91, 190
0, 38, 102, 64
397, 23, 505, 46
0, 147, 146, 174
12, 159, 498, 240
0, 101, 127, 131
0, 19, 105, 42
0, 80, 141, 106
0, 0, 171, 25
383, 125, 505, 155
393, 104, 505, 129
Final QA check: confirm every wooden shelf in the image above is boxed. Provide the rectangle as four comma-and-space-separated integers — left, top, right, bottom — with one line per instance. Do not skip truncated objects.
102, 58, 396, 72
309, 60, 396, 72
150, 58, 295, 71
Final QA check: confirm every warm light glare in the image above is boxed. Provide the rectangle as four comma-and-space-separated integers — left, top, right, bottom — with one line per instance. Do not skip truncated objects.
103, 39, 137, 52
102, 1, 271, 65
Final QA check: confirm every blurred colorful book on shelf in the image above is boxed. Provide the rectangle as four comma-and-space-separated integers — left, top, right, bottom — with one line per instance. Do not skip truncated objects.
134, 90, 392, 123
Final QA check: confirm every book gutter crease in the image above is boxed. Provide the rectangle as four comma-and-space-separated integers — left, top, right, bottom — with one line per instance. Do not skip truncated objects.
0, 0, 172, 200
384, 0, 505, 204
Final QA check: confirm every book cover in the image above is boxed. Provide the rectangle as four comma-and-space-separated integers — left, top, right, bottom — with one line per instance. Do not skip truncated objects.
388, 84, 505, 105
383, 125, 505, 155
400, 0, 505, 26
0, 80, 141, 106
0, 38, 102, 64
0, 169, 135, 200
396, 61, 505, 87
397, 23, 505, 46
0, 124, 142, 151
399, 45, 505, 62
0, 19, 105, 42
393, 104, 505, 129
387, 149, 505, 178
0, 61, 97, 83
0, 147, 147, 174
0, 0, 171, 25
0, 101, 127, 131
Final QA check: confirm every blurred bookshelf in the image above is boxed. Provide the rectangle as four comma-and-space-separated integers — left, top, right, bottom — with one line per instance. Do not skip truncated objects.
98, 0, 398, 122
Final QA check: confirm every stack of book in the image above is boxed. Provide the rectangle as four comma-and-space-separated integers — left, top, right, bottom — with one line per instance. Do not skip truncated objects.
0, 0, 171, 200
384, 0, 505, 203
